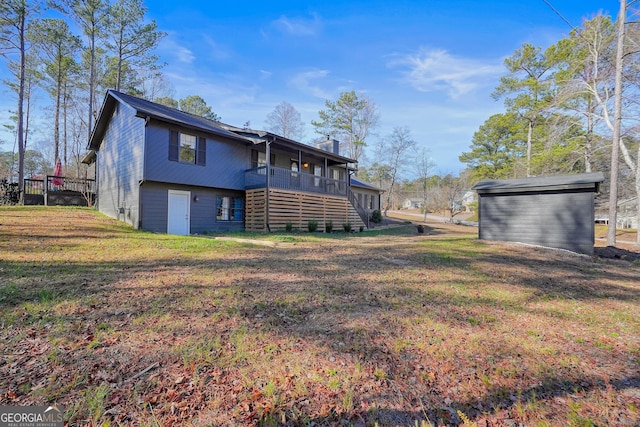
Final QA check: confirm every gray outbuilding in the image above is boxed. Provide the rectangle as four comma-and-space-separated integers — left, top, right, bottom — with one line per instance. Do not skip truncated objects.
472, 172, 605, 255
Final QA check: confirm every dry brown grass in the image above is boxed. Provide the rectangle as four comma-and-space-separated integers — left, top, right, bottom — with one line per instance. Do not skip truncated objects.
1, 206, 639, 426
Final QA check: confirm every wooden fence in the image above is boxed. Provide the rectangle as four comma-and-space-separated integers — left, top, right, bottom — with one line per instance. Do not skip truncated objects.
245, 187, 365, 232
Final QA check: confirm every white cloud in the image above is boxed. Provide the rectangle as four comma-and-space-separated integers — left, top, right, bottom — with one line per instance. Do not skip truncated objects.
201, 35, 232, 61
389, 48, 503, 99
259, 70, 273, 80
289, 69, 331, 99
271, 13, 322, 37
159, 36, 195, 64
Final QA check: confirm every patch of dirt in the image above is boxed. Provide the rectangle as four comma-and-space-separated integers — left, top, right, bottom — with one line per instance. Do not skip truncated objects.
595, 245, 640, 261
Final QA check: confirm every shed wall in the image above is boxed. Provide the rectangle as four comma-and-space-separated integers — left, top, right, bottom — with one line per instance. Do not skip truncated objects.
478, 190, 595, 254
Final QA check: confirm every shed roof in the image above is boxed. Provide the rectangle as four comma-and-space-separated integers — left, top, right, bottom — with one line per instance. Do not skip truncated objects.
472, 172, 605, 194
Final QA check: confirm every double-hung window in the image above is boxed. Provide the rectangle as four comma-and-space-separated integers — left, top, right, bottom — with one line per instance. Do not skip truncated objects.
313, 165, 322, 187
169, 130, 206, 165
179, 133, 196, 163
217, 196, 244, 221
251, 150, 275, 175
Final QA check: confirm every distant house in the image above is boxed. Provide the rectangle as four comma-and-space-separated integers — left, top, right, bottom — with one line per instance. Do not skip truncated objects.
460, 191, 475, 212
596, 197, 638, 229
85, 90, 368, 234
472, 172, 605, 255
617, 197, 638, 229
402, 198, 423, 210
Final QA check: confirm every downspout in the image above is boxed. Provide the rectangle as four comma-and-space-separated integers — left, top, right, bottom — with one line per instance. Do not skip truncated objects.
95, 153, 99, 211
265, 137, 273, 231
138, 116, 151, 230
324, 158, 329, 193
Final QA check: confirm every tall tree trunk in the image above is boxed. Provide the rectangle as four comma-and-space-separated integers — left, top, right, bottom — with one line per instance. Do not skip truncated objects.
24, 77, 31, 151
607, 0, 626, 247
63, 85, 69, 171
116, 26, 123, 91
54, 71, 62, 164
88, 31, 95, 141
636, 155, 640, 245
585, 97, 594, 173
17, 10, 26, 197
526, 119, 533, 177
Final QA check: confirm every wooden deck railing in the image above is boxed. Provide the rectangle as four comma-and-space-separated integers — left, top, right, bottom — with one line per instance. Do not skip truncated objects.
22, 176, 96, 206
245, 166, 348, 197
46, 175, 96, 194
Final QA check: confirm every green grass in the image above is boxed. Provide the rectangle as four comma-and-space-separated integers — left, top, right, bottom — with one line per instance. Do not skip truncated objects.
1, 206, 638, 426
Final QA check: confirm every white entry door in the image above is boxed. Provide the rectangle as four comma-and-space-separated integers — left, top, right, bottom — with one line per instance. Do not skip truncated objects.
167, 190, 190, 235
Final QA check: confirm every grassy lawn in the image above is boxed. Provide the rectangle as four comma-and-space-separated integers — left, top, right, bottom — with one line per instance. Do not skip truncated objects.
1, 206, 639, 426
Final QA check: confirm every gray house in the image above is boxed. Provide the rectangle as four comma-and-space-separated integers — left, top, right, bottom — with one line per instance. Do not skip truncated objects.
86, 90, 370, 234
472, 172, 605, 254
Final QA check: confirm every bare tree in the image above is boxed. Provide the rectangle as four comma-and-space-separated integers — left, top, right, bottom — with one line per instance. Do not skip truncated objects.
378, 126, 416, 216
414, 146, 436, 221
265, 101, 305, 140
138, 69, 174, 101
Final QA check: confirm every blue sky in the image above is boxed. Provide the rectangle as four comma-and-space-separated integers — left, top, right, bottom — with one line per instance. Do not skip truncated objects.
0, 0, 620, 174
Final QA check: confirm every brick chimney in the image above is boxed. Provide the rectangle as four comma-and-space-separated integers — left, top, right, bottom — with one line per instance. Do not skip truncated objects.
317, 134, 340, 155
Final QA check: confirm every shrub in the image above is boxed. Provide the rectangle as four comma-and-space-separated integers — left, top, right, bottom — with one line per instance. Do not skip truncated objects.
0, 179, 20, 205
343, 222, 352, 232
324, 220, 333, 233
359, 225, 364, 232
307, 220, 318, 232
285, 222, 293, 232
370, 209, 382, 224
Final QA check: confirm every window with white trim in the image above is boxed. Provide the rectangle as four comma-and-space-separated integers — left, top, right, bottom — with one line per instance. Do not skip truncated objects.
216, 196, 244, 221
169, 130, 206, 165
179, 133, 196, 163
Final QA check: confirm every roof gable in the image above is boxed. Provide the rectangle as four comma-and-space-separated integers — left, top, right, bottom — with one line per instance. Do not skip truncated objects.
87, 90, 358, 165
88, 90, 247, 150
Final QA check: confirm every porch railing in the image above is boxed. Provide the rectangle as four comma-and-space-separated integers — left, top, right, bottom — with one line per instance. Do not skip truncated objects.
245, 166, 347, 197
46, 175, 96, 194
347, 187, 370, 228
22, 176, 96, 206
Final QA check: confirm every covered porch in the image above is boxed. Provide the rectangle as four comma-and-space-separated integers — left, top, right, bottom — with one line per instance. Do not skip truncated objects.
245, 165, 348, 196
241, 135, 365, 232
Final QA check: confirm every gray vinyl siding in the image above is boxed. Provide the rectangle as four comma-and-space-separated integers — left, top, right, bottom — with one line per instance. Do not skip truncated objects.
478, 190, 596, 254
96, 102, 145, 228
140, 182, 244, 233
144, 123, 248, 190
351, 187, 381, 210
